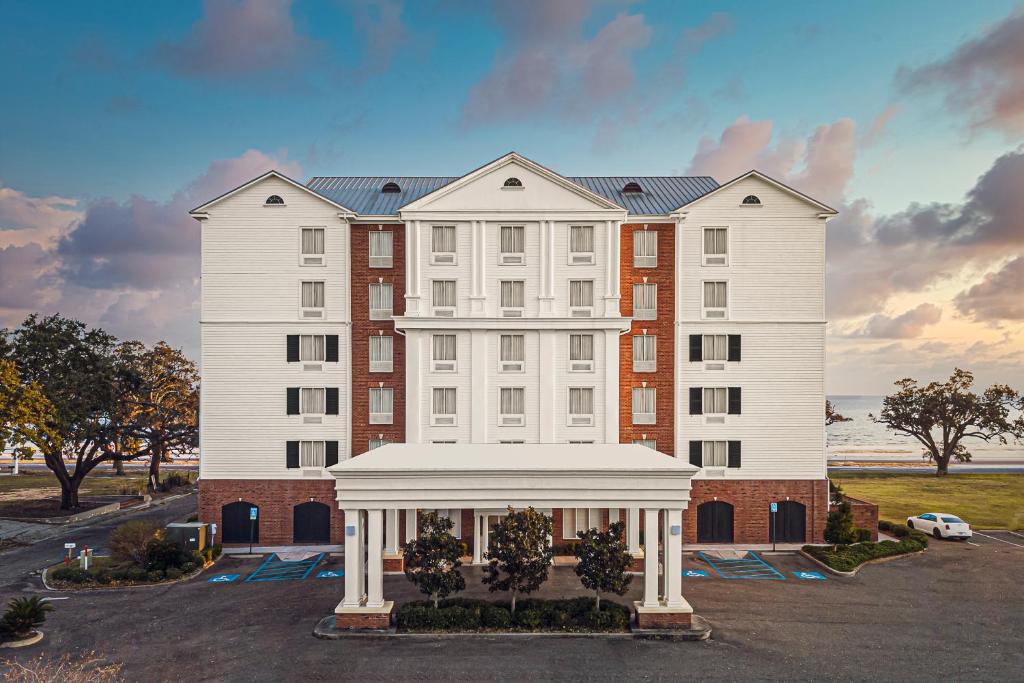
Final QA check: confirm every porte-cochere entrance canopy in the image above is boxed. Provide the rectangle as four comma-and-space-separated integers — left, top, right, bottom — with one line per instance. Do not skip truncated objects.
328, 444, 699, 629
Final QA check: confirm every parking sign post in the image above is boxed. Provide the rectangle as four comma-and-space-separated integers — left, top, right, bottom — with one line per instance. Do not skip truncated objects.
249, 507, 258, 554
770, 502, 778, 552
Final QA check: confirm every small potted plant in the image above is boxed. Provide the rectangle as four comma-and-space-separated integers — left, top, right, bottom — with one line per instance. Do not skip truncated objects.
0, 596, 53, 647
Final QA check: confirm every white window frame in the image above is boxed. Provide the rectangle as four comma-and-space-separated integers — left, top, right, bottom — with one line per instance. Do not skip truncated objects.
299, 280, 325, 319
702, 280, 728, 319
300, 387, 326, 419
568, 279, 594, 317
430, 225, 457, 265
702, 334, 728, 371
499, 225, 525, 265
702, 226, 728, 266
299, 227, 326, 267
431, 333, 458, 373
369, 282, 394, 320
299, 334, 326, 370
631, 387, 656, 425
431, 387, 458, 427
299, 440, 326, 468
632, 283, 657, 320
431, 279, 457, 317
499, 387, 525, 427
368, 230, 393, 269
500, 280, 525, 317
369, 335, 393, 373
562, 508, 599, 539
369, 387, 394, 424
568, 225, 595, 265
567, 387, 595, 427
498, 334, 525, 373
368, 438, 390, 451
568, 333, 594, 373
702, 440, 728, 468
633, 230, 657, 268
703, 387, 728, 419
633, 438, 657, 450
632, 334, 656, 373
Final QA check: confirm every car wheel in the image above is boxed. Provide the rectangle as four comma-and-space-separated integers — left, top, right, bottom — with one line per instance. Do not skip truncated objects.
907, 520, 914, 529
933, 528, 942, 539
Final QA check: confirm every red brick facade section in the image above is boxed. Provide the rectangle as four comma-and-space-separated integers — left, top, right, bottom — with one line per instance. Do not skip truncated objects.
619, 223, 675, 454
335, 610, 392, 630
350, 223, 406, 456
635, 610, 692, 629
199, 479, 346, 546
685, 479, 829, 544
833, 496, 880, 541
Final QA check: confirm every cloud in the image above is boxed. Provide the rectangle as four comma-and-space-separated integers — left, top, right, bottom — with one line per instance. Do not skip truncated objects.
954, 257, 1024, 322
897, 7, 1024, 136
0, 243, 59, 311
345, 0, 409, 76
862, 104, 900, 147
0, 187, 81, 247
155, 0, 319, 78
855, 303, 943, 338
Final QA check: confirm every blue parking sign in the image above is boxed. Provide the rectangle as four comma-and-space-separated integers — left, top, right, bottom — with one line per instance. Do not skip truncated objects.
249, 507, 258, 520
770, 502, 778, 512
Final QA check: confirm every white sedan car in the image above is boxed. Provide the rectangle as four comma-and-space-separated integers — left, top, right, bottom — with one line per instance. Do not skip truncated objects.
906, 512, 972, 540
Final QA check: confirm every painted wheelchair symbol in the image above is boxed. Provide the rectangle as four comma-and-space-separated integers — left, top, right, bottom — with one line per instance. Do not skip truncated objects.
793, 571, 826, 580
683, 569, 709, 577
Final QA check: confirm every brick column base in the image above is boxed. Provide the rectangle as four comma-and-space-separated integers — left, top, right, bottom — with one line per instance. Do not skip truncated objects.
383, 553, 404, 574
634, 602, 693, 629
335, 602, 394, 630
628, 553, 645, 573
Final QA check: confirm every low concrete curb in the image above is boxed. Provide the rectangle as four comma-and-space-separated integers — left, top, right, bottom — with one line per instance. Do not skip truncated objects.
799, 548, 927, 577
2, 501, 122, 525
0, 630, 44, 649
41, 555, 218, 592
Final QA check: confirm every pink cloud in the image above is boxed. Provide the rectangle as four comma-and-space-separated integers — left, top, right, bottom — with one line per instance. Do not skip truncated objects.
955, 257, 1024, 322
855, 303, 943, 339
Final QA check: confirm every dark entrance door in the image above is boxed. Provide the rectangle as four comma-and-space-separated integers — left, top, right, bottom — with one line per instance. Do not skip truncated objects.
770, 501, 806, 543
293, 502, 331, 544
222, 501, 258, 543
696, 501, 734, 543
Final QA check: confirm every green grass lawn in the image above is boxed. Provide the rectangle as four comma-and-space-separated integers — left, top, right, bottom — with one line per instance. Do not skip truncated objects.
0, 471, 150, 495
832, 472, 1024, 530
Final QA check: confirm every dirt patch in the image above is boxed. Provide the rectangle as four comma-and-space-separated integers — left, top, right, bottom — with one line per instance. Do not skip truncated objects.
0, 498, 109, 519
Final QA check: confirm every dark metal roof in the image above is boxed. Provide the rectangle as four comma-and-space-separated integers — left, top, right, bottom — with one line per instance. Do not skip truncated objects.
305, 174, 718, 216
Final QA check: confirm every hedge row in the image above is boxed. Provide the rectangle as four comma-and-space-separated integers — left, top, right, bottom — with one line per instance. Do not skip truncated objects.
396, 597, 631, 632
50, 544, 222, 586
803, 527, 928, 573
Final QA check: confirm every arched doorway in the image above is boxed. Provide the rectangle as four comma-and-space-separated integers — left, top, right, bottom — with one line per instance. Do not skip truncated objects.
221, 501, 258, 544
697, 501, 734, 543
769, 501, 806, 543
293, 502, 331, 544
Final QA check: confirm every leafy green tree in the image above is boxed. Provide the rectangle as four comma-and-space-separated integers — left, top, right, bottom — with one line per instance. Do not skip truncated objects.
872, 369, 1024, 475
0, 596, 53, 639
403, 511, 466, 608
826, 399, 851, 425
0, 359, 58, 475
573, 521, 632, 610
482, 507, 553, 614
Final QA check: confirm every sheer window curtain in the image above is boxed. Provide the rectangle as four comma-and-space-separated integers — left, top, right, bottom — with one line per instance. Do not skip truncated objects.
433, 280, 456, 307
703, 228, 727, 255
500, 226, 524, 253
369, 335, 393, 363
370, 388, 394, 415
633, 231, 656, 257
432, 387, 456, 414
500, 334, 524, 361
432, 334, 457, 360
300, 335, 325, 361
569, 387, 594, 414
301, 228, 325, 255
300, 440, 325, 467
703, 388, 727, 413
702, 335, 727, 360
369, 231, 393, 257
432, 225, 456, 253
570, 225, 594, 253
569, 334, 593, 360
704, 282, 727, 308
370, 283, 394, 312
500, 387, 524, 414
632, 335, 656, 361
300, 388, 326, 414
302, 281, 325, 308
570, 280, 594, 307
501, 281, 524, 308
703, 441, 727, 466
632, 387, 656, 414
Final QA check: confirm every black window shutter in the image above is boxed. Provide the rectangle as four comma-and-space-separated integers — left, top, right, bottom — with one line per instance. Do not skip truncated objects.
326, 335, 339, 363
287, 335, 299, 363
689, 335, 702, 362
689, 440, 702, 467
325, 388, 339, 415
286, 388, 300, 415
728, 441, 741, 468
689, 387, 703, 415
286, 441, 299, 468
728, 387, 742, 415
325, 441, 339, 467
728, 335, 741, 362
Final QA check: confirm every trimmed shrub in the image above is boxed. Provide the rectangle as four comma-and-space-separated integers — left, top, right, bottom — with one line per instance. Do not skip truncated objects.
180, 561, 197, 574
888, 523, 913, 539
481, 605, 512, 628
165, 567, 183, 581
852, 527, 873, 543
51, 567, 90, 584
144, 537, 190, 571
804, 530, 928, 572
514, 609, 542, 629
0, 596, 53, 639
94, 570, 113, 585
146, 570, 165, 582
395, 598, 631, 633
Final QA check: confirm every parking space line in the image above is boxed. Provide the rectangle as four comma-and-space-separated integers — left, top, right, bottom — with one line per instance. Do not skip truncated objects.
1005, 531, 1024, 540
973, 532, 1024, 548
967, 541, 981, 547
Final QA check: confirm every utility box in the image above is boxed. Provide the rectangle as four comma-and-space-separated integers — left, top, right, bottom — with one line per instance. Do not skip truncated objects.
165, 522, 209, 551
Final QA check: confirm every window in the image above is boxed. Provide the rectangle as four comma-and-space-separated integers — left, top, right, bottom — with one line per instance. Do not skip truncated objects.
368, 438, 390, 451
499, 334, 525, 373
368, 231, 393, 268
382, 182, 401, 193
431, 225, 457, 265
432, 333, 457, 372
568, 333, 594, 372
500, 280, 525, 316
633, 438, 657, 450
632, 387, 656, 425
301, 228, 325, 266
703, 227, 728, 266
369, 335, 393, 373
503, 177, 522, 188
568, 280, 594, 316
633, 230, 657, 268
633, 283, 657, 320
300, 440, 326, 468
568, 387, 594, 426
741, 194, 761, 205
432, 280, 457, 316
431, 387, 457, 426
689, 386, 740, 417
299, 335, 326, 362
702, 441, 728, 467
562, 508, 600, 539
300, 388, 326, 416
632, 335, 656, 372
622, 182, 643, 193
499, 387, 525, 426
703, 335, 728, 361
300, 281, 325, 318
569, 225, 594, 264
265, 195, 284, 205
703, 281, 728, 319
689, 334, 740, 366
435, 509, 462, 538
369, 387, 394, 424
703, 387, 728, 415
499, 226, 525, 264
369, 282, 393, 320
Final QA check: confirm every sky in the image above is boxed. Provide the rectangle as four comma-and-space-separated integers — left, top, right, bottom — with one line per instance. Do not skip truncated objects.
1, 0, 1022, 395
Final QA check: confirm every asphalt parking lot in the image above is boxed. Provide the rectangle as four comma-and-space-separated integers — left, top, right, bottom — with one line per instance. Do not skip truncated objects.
2, 534, 1022, 681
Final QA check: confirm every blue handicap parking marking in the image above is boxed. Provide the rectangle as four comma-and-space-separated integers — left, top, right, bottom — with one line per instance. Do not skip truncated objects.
698, 551, 786, 580
244, 553, 325, 582
316, 569, 344, 579
683, 569, 709, 578
208, 574, 240, 583
793, 571, 826, 580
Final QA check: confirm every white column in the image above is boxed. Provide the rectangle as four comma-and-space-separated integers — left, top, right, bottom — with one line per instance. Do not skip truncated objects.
482, 514, 490, 556
406, 331, 422, 443
472, 512, 483, 564
661, 510, 670, 600
405, 508, 417, 542
642, 508, 659, 607
471, 330, 488, 443
366, 509, 384, 608
470, 220, 479, 298
604, 329, 619, 443
548, 220, 555, 299
356, 511, 366, 603
608, 508, 620, 526
627, 508, 641, 554
665, 508, 684, 608
478, 220, 487, 310
385, 509, 399, 554
342, 508, 362, 608
538, 331, 556, 442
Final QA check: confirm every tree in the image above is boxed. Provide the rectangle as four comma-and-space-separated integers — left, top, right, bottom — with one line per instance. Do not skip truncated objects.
402, 511, 466, 608
482, 507, 553, 614
573, 521, 632, 610
0, 596, 53, 640
871, 369, 1024, 476
0, 359, 57, 476
826, 399, 851, 426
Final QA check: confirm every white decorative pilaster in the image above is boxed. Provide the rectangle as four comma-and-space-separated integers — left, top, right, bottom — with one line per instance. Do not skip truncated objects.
665, 509, 684, 608
385, 509, 399, 554
405, 508, 417, 542
603, 220, 621, 316
366, 510, 384, 608
642, 508, 659, 607
405, 220, 421, 315
405, 330, 422, 443
538, 330, 556, 442
342, 508, 362, 607
470, 330, 488, 443
604, 329, 619, 443
472, 513, 483, 564
628, 508, 641, 554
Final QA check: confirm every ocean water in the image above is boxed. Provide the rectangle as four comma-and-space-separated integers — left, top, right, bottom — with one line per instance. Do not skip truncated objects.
827, 395, 1024, 462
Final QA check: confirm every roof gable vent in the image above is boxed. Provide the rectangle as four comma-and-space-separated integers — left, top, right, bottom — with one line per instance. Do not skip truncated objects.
381, 182, 401, 193
265, 195, 284, 205
503, 177, 523, 188
622, 182, 643, 194
742, 194, 761, 205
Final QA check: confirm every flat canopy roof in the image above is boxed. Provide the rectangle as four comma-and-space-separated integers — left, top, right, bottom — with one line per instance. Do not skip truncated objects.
330, 444, 698, 510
